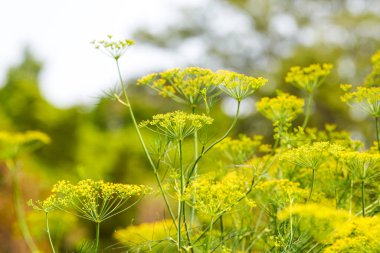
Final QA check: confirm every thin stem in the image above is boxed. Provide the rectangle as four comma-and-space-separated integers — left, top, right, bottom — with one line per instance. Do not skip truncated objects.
307, 169, 316, 203
115, 59, 176, 226
10, 161, 39, 253
45, 213, 56, 253
190, 107, 198, 231
361, 180, 365, 217
206, 217, 214, 252
349, 179, 353, 215
302, 93, 313, 128
375, 117, 380, 152
219, 215, 224, 246
187, 101, 241, 184
95, 222, 100, 253
178, 140, 184, 251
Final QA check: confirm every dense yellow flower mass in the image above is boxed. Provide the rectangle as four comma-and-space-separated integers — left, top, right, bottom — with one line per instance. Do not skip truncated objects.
184, 171, 252, 217
31, 179, 150, 222
114, 219, 175, 249
215, 70, 268, 101
285, 63, 333, 93
255, 179, 307, 209
281, 142, 344, 170
137, 67, 217, 106
341, 84, 380, 117
0, 130, 50, 160
215, 134, 264, 163
139, 111, 213, 140
256, 93, 304, 124
364, 49, 380, 87
340, 151, 380, 180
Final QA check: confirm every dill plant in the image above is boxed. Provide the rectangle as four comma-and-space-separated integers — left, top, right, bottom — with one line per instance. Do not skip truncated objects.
23, 37, 380, 252
91, 37, 380, 252
91, 36, 269, 252
0, 131, 50, 253
30, 179, 150, 252
285, 63, 333, 128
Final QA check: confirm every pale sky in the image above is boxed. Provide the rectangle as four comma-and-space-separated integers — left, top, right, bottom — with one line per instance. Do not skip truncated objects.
0, 0, 206, 108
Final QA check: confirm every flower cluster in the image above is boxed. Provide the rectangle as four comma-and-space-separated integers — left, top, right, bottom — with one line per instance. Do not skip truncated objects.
215, 134, 264, 164
341, 84, 380, 117
216, 70, 268, 101
281, 142, 342, 170
256, 93, 304, 125
184, 171, 252, 217
31, 179, 150, 222
254, 179, 307, 211
0, 131, 50, 160
364, 49, 380, 87
285, 63, 333, 93
139, 111, 213, 141
278, 204, 350, 242
137, 67, 218, 107
92, 35, 135, 60
325, 216, 380, 252
114, 219, 175, 249
340, 151, 380, 181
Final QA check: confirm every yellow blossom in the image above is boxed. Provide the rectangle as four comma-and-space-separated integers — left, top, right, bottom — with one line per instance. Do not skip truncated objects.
215, 70, 268, 101
139, 111, 213, 141
285, 63, 333, 93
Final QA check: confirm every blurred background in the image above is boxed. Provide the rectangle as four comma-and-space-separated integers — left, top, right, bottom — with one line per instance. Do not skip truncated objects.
1, 0, 380, 251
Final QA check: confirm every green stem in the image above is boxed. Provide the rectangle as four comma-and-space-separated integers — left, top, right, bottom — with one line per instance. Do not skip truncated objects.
375, 117, 380, 152
206, 218, 214, 252
95, 222, 100, 253
219, 215, 224, 246
10, 161, 39, 253
45, 213, 56, 253
302, 93, 313, 129
349, 179, 353, 215
307, 169, 315, 203
186, 101, 241, 184
361, 180, 365, 217
190, 107, 198, 232
115, 60, 176, 227
178, 140, 184, 251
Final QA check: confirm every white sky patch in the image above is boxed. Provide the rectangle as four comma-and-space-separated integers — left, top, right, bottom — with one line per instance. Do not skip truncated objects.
0, 0, 205, 108
221, 97, 255, 118
269, 14, 298, 38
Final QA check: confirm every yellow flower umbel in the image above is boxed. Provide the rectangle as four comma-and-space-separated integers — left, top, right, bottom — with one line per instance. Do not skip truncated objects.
341, 83, 380, 152
137, 67, 218, 108
92, 35, 135, 60
257, 93, 304, 132
364, 49, 380, 87
45, 179, 150, 222
139, 111, 213, 141
0, 131, 50, 160
278, 204, 350, 244
340, 151, 380, 216
215, 134, 264, 164
33, 180, 150, 252
254, 179, 307, 214
215, 70, 268, 102
257, 92, 304, 147
324, 216, 380, 253
341, 84, 380, 118
184, 171, 252, 218
285, 63, 333, 93
286, 63, 333, 128
281, 142, 337, 201
114, 219, 175, 251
